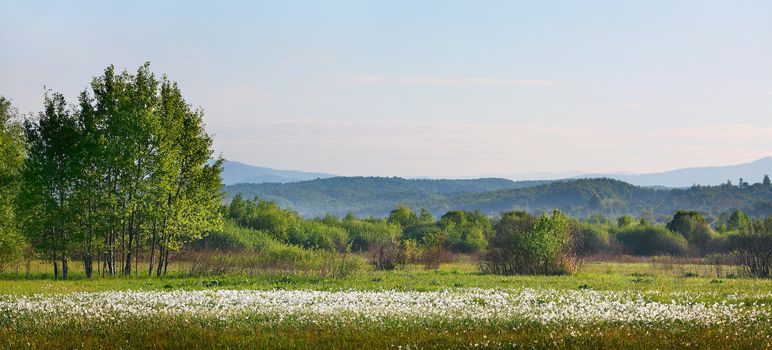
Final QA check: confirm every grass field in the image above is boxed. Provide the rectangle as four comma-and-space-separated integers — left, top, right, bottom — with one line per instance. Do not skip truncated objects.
1, 258, 771, 349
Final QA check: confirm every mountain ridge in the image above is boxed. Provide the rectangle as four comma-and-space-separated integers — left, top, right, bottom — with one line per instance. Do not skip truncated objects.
222, 157, 771, 187
220, 160, 335, 185
221, 176, 772, 220
578, 157, 772, 187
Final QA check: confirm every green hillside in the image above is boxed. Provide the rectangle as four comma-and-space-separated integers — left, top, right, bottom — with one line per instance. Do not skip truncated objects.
222, 177, 772, 220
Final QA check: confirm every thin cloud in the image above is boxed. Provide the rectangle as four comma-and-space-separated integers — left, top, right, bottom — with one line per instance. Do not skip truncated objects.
763, 91, 772, 95
212, 117, 772, 177
346, 75, 568, 87
620, 103, 655, 109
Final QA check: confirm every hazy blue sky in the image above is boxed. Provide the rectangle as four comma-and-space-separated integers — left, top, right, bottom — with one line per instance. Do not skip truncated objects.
2, 1, 771, 178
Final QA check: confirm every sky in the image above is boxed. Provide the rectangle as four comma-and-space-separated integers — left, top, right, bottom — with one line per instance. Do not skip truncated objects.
1, 1, 771, 178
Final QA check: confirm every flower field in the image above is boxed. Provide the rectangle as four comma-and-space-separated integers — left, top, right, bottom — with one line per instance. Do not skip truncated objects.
1, 288, 769, 325
1, 288, 772, 349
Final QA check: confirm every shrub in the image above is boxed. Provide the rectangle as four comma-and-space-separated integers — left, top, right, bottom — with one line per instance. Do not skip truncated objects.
728, 217, 772, 277
577, 223, 610, 256
193, 221, 281, 252
289, 220, 349, 251
481, 210, 579, 275
666, 210, 716, 253
614, 225, 688, 256
705, 253, 726, 278
193, 230, 248, 252
368, 240, 405, 271
338, 218, 399, 251
437, 210, 491, 253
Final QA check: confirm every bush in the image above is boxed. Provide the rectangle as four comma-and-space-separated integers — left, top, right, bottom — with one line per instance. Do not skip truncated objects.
368, 240, 405, 271
728, 217, 772, 277
193, 230, 248, 252
289, 220, 349, 251
338, 218, 399, 251
666, 210, 716, 253
577, 223, 610, 256
481, 210, 579, 275
437, 210, 491, 253
193, 221, 289, 252
614, 225, 688, 256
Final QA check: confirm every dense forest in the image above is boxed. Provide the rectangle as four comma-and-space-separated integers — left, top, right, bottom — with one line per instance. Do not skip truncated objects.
223, 177, 772, 220
223, 177, 554, 217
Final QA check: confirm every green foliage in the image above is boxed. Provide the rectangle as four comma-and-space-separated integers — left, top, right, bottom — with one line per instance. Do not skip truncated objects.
336, 217, 399, 251
726, 208, 751, 232
223, 177, 772, 219
222, 177, 553, 217
729, 216, 772, 277
617, 215, 636, 228
291, 220, 349, 251
193, 220, 277, 252
0, 97, 25, 270
437, 210, 491, 252
225, 195, 492, 254
16, 64, 223, 278
18, 92, 80, 278
226, 196, 349, 250
614, 225, 688, 256
387, 205, 419, 229
666, 211, 715, 252
482, 210, 578, 275
577, 223, 611, 256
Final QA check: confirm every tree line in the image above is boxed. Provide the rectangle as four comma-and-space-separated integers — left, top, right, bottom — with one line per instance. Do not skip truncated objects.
218, 195, 772, 277
0, 64, 222, 279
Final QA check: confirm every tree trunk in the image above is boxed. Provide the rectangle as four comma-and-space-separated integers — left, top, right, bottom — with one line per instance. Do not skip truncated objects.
148, 229, 156, 276
124, 211, 134, 276
163, 249, 170, 275
61, 254, 68, 280
52, 228, 58, 280
156, 243, 165, 277
52, 258, 59, 280
134, 215, 140, 277
84, 254, 92, 279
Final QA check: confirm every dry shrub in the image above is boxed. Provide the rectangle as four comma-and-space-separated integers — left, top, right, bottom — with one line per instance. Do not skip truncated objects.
368, 241, 405, 271
421, 244, 456, 270
186, 249, 361, 278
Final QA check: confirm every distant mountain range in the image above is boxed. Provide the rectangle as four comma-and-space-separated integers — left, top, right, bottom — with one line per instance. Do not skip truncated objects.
219, 157, 772, 219
221, 157, 771, 188
220, 161, 334, 185
580, 157, 772, 187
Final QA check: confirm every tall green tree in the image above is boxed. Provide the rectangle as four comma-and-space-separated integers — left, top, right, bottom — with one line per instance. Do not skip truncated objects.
19, 93, 80, 279
726, 209, 751, 232
149, 77, 224, 275
0, 97, 26, 271
19, 63, 224, 278
666, 210, 715, 253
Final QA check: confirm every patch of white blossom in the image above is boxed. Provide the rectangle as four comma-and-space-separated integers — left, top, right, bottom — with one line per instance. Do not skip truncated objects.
0, 288, 768, 325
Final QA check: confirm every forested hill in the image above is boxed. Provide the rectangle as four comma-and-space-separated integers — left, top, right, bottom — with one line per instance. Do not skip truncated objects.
222, 177, 772, 220
222, 177, 552, 217
434, 178, 772, 220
